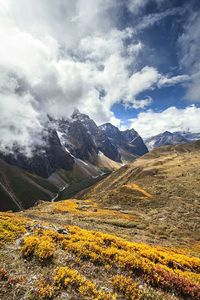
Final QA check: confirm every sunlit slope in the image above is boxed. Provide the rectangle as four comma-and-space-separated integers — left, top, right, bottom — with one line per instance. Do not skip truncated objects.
81, 141, 200, 246
0, 212, 200, 300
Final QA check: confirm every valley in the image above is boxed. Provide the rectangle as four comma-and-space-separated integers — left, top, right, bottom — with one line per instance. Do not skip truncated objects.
0, 111, 146, 212
0, 141, 200, 299
1, 1, 200, 299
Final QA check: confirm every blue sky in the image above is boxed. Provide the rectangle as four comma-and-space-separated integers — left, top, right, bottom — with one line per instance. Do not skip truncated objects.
111, 0, 200, 132
0, 0, 200, 153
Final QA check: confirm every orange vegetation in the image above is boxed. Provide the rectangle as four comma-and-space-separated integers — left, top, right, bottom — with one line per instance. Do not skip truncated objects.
21, 223, 200, 299
52, 199, 135, 221
123, 183, 153, 198
0, 213, 27, 246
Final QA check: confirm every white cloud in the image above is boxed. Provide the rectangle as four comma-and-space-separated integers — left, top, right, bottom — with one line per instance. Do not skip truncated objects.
127, 0, 149, 14
122, 67, 190, 108
0, 93, 44, 156
135, 7, 185, 31
0, 0, 127, 151
0, 0, 191, 152
158, 74, 190, 87
128, 66, 159, 96
129, 105, 200, 138
125, 96, 153, 109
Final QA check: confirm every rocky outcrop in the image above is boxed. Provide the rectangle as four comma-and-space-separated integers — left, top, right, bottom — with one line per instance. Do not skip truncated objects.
56, 110, 121, 163
99, 123, 148, 157
0, 129, 74, 178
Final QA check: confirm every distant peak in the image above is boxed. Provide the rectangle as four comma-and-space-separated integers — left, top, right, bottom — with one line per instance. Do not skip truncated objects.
125, 128, 137, 133
71, 109, 90, 120
99, 123, 119, 130
163, 131, 172, 135
73, 108, 81, 114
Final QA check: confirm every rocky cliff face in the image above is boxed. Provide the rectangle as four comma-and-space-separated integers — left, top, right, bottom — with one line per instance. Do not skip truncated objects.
0, 111, 148, 179
56, 111, 121, 163
122, 128, 149, 156
0, 110, 149, 211
0, 129, 74, 178
99, 123, 148, 157
56, 111, 148, 165
71, 110, 121, 162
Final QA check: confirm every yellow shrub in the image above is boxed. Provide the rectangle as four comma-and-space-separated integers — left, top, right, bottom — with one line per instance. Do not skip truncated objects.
112, 274, 141, 300
52, 199, 135, 221
53, 200, 78, 213
54, 266, 115, 299
21, 235, 55, 262
36, 280, 55, 299
34, 236, 55, 261
21, 235, 39, 257
0, 213, 27, 245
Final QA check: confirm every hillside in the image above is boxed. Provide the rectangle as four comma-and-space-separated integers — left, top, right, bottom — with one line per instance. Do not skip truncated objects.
0, 141, 200, 299
80, 141, 200, 247
0, 156, 115, 212
0, 159, 58, 211
0, 207, 200, 300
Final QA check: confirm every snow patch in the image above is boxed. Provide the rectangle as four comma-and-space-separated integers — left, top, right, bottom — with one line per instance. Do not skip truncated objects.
76, 158, 88, 166
98, 151, 104, 156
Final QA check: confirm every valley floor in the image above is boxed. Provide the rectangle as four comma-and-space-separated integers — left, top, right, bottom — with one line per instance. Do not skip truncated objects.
0, 198, 199, 300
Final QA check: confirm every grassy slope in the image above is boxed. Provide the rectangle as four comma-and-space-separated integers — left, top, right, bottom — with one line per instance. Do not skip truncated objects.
0, 146, 123, 212
81, 141, 200, 248
0, 207, 199, 300
0, 154, 113, 211
0, 159, 58, 211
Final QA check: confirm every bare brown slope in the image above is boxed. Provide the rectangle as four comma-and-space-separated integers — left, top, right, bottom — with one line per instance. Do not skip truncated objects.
80, 141, 200, 246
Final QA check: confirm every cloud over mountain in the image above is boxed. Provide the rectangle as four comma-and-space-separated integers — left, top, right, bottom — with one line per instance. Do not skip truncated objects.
0, 0, 195, 153
129, 105, 200, 138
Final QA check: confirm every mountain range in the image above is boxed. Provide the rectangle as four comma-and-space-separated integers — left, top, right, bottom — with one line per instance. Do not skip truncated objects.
145, 131, 200, 150
0, 110, 148, 211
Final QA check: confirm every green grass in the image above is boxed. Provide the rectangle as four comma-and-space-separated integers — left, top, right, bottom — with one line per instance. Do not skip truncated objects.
9, 176, 52, 208
26, 173, 58, 193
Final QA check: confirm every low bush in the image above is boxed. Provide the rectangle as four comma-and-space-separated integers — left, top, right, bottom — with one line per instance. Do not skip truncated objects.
21, 235, 55, 262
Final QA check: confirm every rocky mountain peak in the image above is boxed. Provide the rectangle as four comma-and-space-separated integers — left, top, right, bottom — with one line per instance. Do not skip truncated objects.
163, 131, 173, 136
71, 109, 90, 122
145, 131, 192, 150
99, 123, 122, 141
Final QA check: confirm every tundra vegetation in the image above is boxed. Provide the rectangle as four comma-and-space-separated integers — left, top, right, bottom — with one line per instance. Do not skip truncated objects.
0, 211, 199, 299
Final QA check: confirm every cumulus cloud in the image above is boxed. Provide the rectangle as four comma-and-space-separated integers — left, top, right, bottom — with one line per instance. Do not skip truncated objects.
0, 93, 44, 156
129, 105, 200, 138
0, 0, 190, 153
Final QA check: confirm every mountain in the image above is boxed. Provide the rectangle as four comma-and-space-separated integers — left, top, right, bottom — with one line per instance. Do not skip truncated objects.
0, 128, 74, 178
56, 110, 121, 164
0, 110, 147, 211
145, 130, 200, 150
100, 123, 148, 161
0, 141, 200, 300
55, 110, 148, 165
